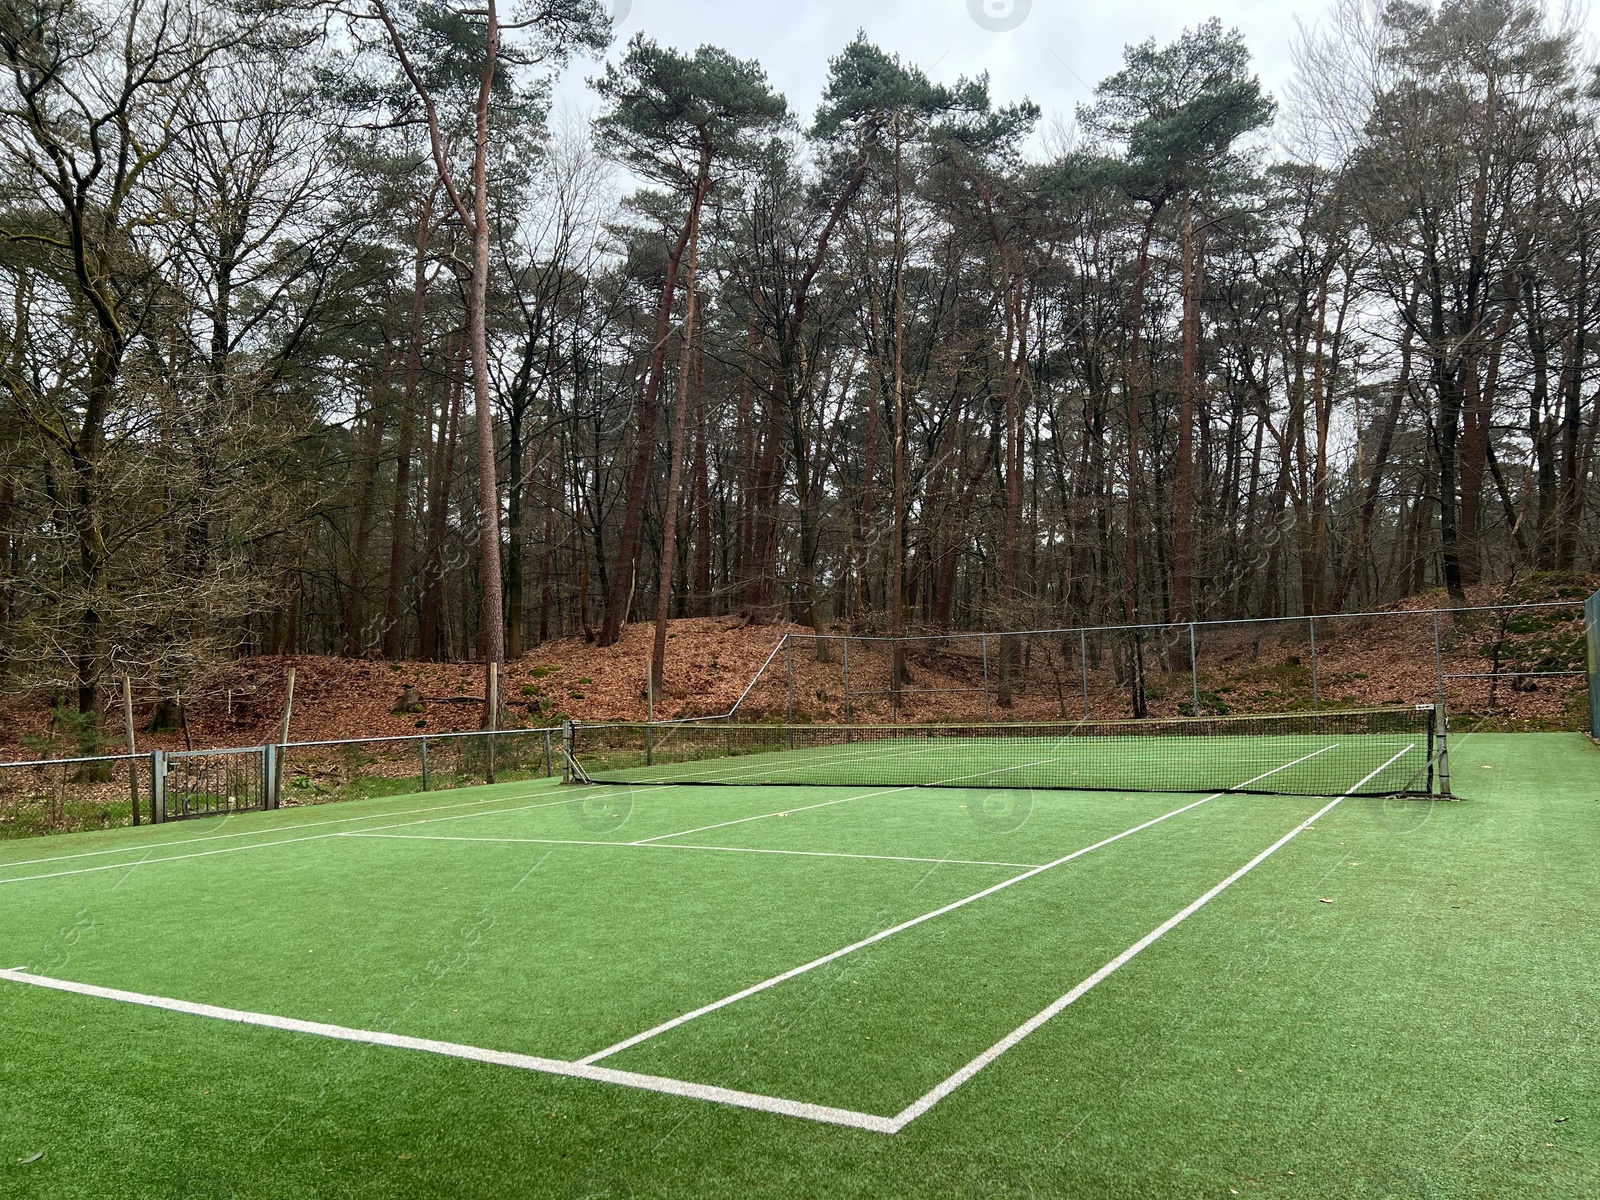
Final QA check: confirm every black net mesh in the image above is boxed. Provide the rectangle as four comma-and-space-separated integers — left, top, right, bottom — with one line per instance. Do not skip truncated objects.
568, 708, 1436, 798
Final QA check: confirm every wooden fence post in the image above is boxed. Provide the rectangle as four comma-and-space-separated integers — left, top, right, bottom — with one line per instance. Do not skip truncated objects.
121, 675, 139, 825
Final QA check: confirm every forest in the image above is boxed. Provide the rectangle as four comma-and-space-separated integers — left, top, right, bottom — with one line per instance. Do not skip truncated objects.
2, 0, 1598, 718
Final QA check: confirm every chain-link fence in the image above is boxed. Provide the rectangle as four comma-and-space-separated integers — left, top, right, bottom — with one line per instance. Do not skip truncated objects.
1, 599, 1591, 841
749, 602, 1590, 730
0, 726, 562, 840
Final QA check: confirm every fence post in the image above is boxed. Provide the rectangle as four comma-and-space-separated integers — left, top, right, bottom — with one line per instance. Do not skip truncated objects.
420, 737, 429, 791
1433, 611, 1445, 708
544, 729, 553, 778
151, 749, 166, 824
1189, 623, 1200, 716
1080, 630, 1090, 719
1308, 616, 1320, 717
842, 637, 853, 738
785, 633, 794, 726
1587, 587, 1600, 739
981, 634, 991, 723
121, 675, 139, 825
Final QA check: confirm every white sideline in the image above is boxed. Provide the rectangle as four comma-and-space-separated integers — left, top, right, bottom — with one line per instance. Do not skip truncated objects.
882, 744, 1415, 1132
0, 968, 895, 1134
342, 832, 1040, 870
575, 746, 1337, 1065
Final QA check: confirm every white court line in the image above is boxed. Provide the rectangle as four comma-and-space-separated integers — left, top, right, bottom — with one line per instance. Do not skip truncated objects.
0, 785, 572, 872
0, 744, 1404, 1138
575, 746, 1338, 1065
627, 748, 1096, 845
0, 793, 586, 888
883, 745, 1415, 1133
0, 752, 1059, 888
342, 831, 1040, 870
0, 732, 841, 876
0, 737, 950, 880
0, 968, 895, 1134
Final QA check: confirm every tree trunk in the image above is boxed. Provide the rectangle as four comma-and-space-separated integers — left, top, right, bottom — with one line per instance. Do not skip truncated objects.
599, 219, 696, 646
1122, 211, 1158, 717
1172, 197, 1197, 624
650, 174, 707, 698
383, 190, 437, 660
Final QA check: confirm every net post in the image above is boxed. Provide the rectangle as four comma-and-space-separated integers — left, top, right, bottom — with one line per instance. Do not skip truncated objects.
151, 749, 166, 824
262, 744, 277, 810
420, 736, 429, 791
1433, 702, 1451, 797
1080, 630, 1089, 719
544, 729, 553, 778
1188, 623, 1199, 715
560, 721, 574, 784
981, 634, 991, 723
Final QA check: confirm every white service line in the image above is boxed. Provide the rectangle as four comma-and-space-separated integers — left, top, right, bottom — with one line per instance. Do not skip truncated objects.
627, 747, 1110, 845
882, 744, 1415, 1133
575, 745, 1337, 1066
0, 968, 895, 1134
342, 831, 1040, 870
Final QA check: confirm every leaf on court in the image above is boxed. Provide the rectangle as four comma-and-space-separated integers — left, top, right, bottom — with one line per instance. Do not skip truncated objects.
16, 1152, 43, 1165
1556, 1116, 1570, 1123
1317, 898, 1334, 904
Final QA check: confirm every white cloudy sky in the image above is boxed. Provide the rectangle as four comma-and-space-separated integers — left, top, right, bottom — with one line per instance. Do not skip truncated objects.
549, 0, 1596, 141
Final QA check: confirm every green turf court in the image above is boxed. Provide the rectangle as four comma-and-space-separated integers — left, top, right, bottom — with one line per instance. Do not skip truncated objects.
1, 731, 1597, 1198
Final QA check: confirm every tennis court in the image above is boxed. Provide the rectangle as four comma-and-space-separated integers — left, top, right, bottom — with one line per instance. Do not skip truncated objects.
1, 723, 1597, 1197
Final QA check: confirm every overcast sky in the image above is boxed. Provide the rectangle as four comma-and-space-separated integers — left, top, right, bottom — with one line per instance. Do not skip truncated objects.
542, 0, 1334, 140
550, 0, 1600, 145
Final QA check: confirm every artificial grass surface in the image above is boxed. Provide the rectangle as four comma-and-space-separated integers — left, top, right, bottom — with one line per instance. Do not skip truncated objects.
0, 732, 1596, 1197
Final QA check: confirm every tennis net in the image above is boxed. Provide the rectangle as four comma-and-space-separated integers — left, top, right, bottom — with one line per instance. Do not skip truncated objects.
565, 707, 1440, 797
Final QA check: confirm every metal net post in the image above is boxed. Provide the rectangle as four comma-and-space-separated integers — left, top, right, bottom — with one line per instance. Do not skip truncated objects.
1433, 702, 1451, 796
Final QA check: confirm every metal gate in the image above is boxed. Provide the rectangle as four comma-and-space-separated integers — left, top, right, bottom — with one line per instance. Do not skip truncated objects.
153, 746, 275, 822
